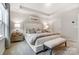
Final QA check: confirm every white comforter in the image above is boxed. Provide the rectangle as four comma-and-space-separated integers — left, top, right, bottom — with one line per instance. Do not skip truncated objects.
25, 33, 60, 45
25, 33, 60, 53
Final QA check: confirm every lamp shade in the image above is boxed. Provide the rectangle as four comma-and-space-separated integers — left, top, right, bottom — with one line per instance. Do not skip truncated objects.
15, 23, 20, 28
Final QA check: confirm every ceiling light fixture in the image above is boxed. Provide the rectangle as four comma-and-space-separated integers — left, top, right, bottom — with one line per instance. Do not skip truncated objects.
45, 3, 52, 6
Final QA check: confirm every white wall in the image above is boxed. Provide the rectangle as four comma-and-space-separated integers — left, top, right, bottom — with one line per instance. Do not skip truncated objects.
11, 10, 63, 34
52, 8, 79, 41
10, 11, 26, 32
10, 11, 46, 33
11, 11, 60, 34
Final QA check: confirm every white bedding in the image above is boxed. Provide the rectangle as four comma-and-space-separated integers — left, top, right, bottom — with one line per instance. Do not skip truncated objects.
25, 33, 61, 53
25, 33, 60, 45
35, 35, 60, 45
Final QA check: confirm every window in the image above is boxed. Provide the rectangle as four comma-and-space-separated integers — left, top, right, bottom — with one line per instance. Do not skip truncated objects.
0, 4, 5, 36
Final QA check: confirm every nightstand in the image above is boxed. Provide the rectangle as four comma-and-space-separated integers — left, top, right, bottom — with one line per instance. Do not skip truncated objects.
11, 31, 24, 42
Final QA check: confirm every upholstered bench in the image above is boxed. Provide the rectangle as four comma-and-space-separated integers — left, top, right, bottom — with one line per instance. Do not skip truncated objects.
43, 38, 67, 55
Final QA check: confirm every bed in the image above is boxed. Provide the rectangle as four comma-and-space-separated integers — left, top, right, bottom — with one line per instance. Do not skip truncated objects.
24, 19, 61, 54
25, 33, 61, 54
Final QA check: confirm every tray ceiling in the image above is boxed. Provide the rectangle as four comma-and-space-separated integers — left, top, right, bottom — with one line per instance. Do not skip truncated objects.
10, 3, 79, 16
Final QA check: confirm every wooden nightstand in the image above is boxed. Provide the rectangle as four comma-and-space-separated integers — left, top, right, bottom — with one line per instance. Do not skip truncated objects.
11, 31, 24, 42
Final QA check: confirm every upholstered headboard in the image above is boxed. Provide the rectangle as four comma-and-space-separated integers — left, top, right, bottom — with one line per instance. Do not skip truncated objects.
24, 15, 54, 33
25, 23, 43, 33
24, 15, 44, 33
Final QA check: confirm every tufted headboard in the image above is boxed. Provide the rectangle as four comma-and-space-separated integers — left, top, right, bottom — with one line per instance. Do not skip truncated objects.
24, 15, 44, 33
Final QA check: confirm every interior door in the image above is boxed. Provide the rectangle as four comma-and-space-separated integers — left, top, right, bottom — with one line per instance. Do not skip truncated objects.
61, 13, 78, 41
72, 15, 78, 41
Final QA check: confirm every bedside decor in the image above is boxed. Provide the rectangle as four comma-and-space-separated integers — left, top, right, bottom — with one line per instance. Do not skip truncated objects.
11, 31, 24, 42
14, 23, 20, 31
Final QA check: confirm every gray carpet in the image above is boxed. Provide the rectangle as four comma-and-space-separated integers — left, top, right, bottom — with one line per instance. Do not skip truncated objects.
3, 40, 79, 55
4, 40, 50, 55
4, 40, 35, 55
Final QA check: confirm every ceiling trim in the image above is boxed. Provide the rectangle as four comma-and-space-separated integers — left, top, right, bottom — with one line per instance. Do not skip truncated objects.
20, 5, 50, 16
11, 4, 79, 16
50, 6, 79, 16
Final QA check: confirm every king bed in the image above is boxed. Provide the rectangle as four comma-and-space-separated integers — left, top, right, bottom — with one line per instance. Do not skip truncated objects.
24, 18, 63, 54
25, 33, 61, 54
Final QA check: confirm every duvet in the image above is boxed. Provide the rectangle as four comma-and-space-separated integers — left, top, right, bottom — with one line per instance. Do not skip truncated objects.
25, 33, 60, 53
